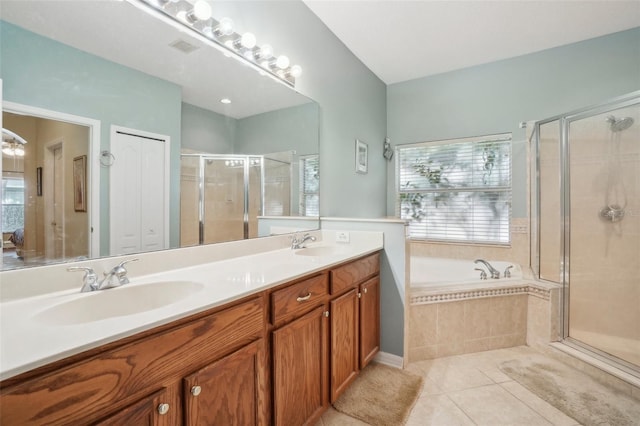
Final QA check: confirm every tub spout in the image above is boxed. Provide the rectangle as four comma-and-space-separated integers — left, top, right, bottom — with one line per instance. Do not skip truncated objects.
474, 259, 500, 279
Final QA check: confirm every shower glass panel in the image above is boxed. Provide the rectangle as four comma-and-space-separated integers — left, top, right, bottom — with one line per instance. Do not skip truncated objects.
179, 156, 200, 247
566, 101, 640, 367
203, 157, 246, 244
537, 120, 563, 284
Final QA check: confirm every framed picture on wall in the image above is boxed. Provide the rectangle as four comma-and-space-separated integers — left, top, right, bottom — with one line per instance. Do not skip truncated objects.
73, 155, 87, 212
355, 139, 368, 174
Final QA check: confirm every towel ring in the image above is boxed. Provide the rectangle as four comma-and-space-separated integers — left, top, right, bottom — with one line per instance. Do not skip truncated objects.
100, 150, 115, 167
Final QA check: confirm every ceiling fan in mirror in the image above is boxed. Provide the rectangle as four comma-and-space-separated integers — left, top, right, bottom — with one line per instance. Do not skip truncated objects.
129, 0, 303, 86
1, 129, 28, 157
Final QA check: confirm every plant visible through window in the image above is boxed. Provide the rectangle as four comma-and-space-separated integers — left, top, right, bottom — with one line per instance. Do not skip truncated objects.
397, 134, 511, 244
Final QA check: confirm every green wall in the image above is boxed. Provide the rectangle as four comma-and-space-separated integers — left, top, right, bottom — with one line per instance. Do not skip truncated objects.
0, 21, 183, 254
387, 27, 640, 218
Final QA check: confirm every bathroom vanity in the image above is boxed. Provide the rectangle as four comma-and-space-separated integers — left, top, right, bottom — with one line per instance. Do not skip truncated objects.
0, 244, 381, 425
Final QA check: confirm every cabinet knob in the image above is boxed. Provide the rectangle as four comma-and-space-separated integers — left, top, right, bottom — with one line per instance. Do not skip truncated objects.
191, 385, 202, 396
364, 288, 368, 294
324, 311, 329, 318
157, 403, 170, 415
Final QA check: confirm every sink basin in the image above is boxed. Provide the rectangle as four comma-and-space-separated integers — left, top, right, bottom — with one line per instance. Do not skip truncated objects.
294, 246, 347, 257
35, 281, 204, 326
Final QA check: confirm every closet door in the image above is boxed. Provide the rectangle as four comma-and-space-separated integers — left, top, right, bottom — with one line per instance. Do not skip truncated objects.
110, 129, 169, 255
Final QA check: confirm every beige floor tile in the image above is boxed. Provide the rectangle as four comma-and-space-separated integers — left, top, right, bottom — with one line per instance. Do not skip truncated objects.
424, 364, 494, 392
419, 377, 445, 397
500, 381, 580, 426
448, 384, 552, 425
406, 394, 475, 426
480, 367, 513, 383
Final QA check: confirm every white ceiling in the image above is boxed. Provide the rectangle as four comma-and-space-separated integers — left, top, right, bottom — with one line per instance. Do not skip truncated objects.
1, 1, 310, 119
304, 0, 640, 85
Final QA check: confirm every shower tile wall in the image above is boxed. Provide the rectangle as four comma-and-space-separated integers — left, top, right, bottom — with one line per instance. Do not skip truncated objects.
567, 105, 640, 366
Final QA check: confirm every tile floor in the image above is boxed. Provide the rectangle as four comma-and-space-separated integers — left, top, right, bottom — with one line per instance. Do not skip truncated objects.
317, 346, 582, 426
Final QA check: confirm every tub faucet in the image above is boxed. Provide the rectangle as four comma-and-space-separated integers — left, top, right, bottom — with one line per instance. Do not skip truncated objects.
291, 233, 316, 249
474, 259, 500, 279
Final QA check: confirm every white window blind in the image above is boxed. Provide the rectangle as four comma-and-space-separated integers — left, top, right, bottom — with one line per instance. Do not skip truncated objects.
397, 134, 512, 245
300, 155, 319, 216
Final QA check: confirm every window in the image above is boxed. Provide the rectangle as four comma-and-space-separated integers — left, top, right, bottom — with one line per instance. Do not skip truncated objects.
2, 174, 25, 233
299, 154, 319, 216
397, 134, 511, 245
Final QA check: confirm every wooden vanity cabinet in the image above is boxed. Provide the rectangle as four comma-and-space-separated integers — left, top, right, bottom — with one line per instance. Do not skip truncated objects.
270, 273, 330, 426
0, 296, 267, 426
328, 253, 380, 403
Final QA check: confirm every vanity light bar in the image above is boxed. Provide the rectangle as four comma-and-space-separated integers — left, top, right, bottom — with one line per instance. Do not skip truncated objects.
130, 0, 302, 87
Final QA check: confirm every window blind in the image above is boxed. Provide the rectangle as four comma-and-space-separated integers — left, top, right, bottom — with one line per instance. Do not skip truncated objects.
300, 155, 319, 216
397, 134, 512, 245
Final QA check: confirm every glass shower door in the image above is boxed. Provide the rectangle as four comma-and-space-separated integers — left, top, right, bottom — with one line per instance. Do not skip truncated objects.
566, 101, 640, 367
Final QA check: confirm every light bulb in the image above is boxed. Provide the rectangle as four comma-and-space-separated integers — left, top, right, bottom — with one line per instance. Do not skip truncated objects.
15, 147, 25, 156
176, 10, 188, 22
187, 0, 211, 22
259, 44, 273, 58
215, 17, 234, 36
260, 60, 270, 69
2, 147, 13, 156
220, 98, 231, 104
240, 32, 256, 49
289, 65, 302, 78
276, 55, 289, 69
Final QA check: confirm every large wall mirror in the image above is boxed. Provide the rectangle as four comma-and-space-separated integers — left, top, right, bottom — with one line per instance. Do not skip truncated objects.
0, 0, 320, 271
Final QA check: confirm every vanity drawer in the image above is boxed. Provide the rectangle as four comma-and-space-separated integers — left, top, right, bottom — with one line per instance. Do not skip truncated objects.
0, 297, 264, 425
271, 274, 328, 326
330, 253, 380, 294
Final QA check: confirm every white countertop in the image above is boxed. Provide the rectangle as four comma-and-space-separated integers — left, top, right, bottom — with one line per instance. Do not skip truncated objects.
0, 234, 383, 381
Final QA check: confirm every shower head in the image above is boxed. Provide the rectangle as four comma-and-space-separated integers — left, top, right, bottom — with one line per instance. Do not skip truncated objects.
607, 115, 634, 132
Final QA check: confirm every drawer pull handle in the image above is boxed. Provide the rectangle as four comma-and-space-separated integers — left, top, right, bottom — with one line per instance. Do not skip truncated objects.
191, 385, 202, 396
297, 293, 312, 302
157, 403, 170, 415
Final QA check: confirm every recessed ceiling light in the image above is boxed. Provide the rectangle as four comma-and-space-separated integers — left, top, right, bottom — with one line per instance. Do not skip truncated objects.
220, 98, 231, 104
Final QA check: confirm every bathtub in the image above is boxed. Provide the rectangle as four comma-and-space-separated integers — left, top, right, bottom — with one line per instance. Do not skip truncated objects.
410, 256, 522, 289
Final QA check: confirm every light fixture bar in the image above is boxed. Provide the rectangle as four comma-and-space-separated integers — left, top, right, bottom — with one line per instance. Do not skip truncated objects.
128, 0, 301, 87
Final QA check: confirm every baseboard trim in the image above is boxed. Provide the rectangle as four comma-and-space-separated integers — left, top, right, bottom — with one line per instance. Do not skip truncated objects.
373, 351, 404, 368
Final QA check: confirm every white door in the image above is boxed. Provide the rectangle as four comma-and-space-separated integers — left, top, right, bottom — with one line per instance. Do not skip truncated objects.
45, 143, 65, 260
110, 129, 169, 255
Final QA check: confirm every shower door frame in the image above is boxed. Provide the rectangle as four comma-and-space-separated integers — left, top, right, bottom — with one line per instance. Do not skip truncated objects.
533, 90, 640, 377
181, 153, 265, 244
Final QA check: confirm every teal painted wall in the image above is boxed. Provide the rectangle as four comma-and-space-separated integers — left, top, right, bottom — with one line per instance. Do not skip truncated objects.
181, 103, 236, 154
387, 27, 640, 218
0, 21, 183, 254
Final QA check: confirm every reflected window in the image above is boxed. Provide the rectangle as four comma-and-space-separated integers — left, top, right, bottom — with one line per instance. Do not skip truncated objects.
397, 134, 512, 245
2, 174, 25, 232
300, 155, 319, 216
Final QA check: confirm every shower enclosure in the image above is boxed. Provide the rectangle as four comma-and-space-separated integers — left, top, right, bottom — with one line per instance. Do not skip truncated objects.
180, 152, 294, 246
533, 91, 640, 376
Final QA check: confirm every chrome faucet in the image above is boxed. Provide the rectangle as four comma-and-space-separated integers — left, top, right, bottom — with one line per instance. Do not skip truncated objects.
474, 259, 500, 279
68, 258, 139, 292
291, 233, 316, 249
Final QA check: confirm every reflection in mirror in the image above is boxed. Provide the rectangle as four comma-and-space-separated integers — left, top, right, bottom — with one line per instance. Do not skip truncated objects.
0, 0, 319, 271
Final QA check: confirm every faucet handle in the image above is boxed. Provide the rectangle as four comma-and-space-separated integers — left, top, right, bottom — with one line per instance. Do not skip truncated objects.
117, 258, 139, 269
474, 268, 488, 280
67, 266, 98, 292
504, 265, 513, 278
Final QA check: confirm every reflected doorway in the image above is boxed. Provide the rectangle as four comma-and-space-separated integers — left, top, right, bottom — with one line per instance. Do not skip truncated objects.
1, 103, 100, 269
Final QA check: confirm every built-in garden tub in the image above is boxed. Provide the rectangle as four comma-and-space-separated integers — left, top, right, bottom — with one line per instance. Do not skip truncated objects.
407, 256, 561, 363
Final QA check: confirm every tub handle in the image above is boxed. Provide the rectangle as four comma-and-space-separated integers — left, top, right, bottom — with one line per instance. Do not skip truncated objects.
504, 265, 513, 278
474, 268, 488, 280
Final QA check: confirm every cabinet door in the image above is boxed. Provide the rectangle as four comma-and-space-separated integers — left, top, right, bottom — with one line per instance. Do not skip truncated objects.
183, 339, 266, 426
330, 288, 359, 403
93, 385, 179, 426
359, 277, 380, 368
272, 306, 328, 426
